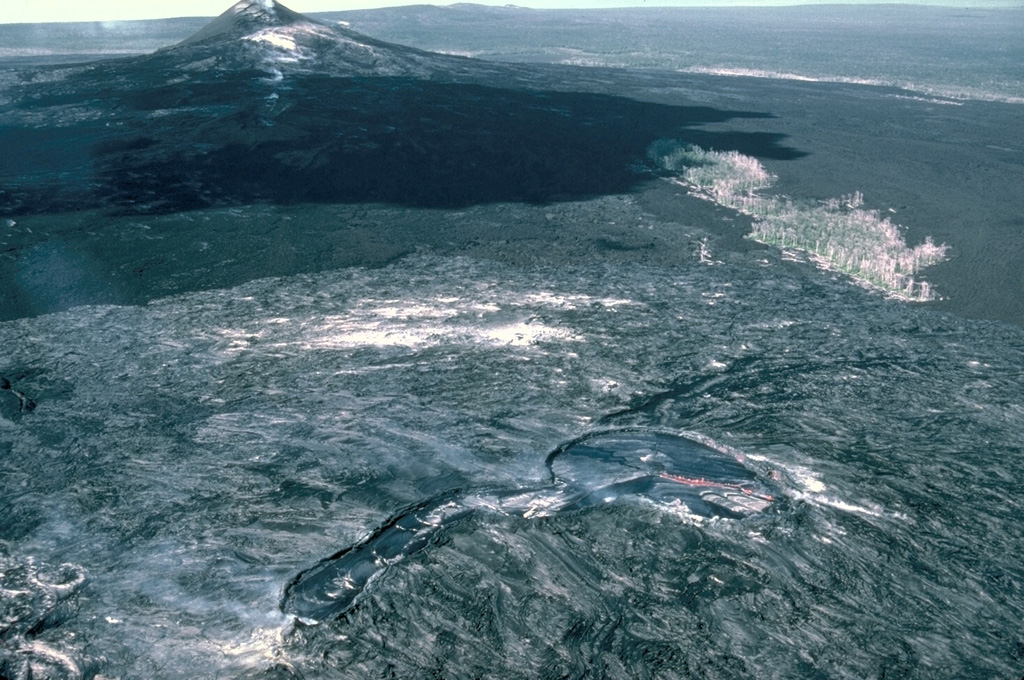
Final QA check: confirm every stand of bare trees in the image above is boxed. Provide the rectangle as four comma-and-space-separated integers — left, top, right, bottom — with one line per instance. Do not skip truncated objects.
649, 141, 947, 301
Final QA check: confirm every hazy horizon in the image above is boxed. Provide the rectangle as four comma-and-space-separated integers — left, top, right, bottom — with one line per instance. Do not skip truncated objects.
2, 0, 1021, 25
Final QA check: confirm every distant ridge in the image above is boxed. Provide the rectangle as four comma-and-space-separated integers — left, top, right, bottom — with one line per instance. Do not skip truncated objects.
446, 3, 533, 9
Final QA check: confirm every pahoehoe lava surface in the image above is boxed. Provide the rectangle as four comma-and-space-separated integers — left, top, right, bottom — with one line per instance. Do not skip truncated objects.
282, 430, 776, 623
2, 1, 1024, 679
2, 250, 1023, 678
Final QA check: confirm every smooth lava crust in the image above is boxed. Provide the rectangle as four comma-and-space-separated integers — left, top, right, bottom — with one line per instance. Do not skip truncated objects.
282, 430, 776, 623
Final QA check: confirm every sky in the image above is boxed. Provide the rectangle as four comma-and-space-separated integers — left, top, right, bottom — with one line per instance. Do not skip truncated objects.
0, 0, 1018, 24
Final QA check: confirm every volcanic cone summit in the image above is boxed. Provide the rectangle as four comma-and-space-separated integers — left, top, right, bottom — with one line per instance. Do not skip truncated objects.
160, 0, 468, 78
179, 0, 314, 47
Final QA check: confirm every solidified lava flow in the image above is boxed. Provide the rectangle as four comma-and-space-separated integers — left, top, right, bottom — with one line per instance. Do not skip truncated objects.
282, 430, 775, 622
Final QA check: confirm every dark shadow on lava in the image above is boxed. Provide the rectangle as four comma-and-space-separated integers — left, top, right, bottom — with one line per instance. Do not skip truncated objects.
2, 74, 804, 215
